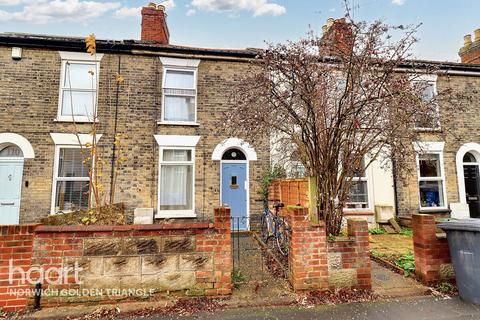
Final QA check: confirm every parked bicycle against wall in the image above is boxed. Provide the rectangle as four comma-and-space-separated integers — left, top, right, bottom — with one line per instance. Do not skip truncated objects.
260, 200, 290, 256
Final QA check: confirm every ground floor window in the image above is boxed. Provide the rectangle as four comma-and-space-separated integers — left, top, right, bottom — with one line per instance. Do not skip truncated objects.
159, 148, 194, 212
53, 147, 90, 213
345, 158, 369, 209
417, 153, 446, 209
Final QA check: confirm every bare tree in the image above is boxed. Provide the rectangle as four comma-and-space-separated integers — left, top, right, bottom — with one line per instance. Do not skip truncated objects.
224, 14, 462, 235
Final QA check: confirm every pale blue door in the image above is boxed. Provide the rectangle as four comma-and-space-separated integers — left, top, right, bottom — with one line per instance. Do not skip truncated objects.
222, 163, 248, 230
0, 161, 23, 225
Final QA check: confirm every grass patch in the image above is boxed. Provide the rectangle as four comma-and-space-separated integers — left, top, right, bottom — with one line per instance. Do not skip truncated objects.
399, 228, 413, 237
369, 227, 386, 235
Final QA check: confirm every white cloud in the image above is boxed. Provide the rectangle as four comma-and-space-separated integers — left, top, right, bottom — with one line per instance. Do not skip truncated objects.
186, 8, 196, 16
0, 0, 120, 23
0, 0, 22, 5
113, 6, 141, 19
160, 0, 175, 10
191, 0, 286, 17
391, 0, 405, 5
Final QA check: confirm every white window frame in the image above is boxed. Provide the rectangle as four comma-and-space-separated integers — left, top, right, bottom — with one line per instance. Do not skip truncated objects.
51, 145, 90, 214
344, 158, 372, 212
154, 135, 201, 218
56, 51, 103, 123
411, 74, 440, 131
414, 141, 448, 211
50, 133, 102, 214
158, 57, 200, 126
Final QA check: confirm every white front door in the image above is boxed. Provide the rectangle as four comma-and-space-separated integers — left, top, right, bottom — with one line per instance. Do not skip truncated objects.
0, 160, 23, 224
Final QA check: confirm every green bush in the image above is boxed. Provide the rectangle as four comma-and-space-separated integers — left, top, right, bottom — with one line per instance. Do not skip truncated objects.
399, 228, 413, 237
261, 165, 286, 208
395, 253, 415, 277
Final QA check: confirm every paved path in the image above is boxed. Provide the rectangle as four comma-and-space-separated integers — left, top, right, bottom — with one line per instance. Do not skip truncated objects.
371, 261, 428, 298
136, 296, 480, 320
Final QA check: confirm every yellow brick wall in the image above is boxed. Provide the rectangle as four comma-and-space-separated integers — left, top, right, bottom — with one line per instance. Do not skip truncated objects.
0, 46, 269, 223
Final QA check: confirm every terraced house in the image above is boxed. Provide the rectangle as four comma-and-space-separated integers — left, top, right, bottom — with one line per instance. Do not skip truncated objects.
396, 31, 480, 223
0, 4, 268, 227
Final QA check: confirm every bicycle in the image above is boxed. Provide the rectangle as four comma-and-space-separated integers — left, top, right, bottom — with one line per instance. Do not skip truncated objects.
260, 200, 291, 256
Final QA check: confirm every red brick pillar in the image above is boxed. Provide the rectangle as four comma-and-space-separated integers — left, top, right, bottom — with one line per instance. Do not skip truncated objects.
287, 208, 329, 291
412, 214, 452, 284
347, 218, 372, 290
198, 207, 232, 295
0, 225, 36, 312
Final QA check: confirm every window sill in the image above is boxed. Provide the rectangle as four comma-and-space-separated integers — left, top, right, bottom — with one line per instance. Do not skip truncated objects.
157, 121, 200, 127
419, 207, 450, 213
343, 210, 375, 216
54, 117, 97, 123
156, 210, 197, 219
413, 127, 442, 133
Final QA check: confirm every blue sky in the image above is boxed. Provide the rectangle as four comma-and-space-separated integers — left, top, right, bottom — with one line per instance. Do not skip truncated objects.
0, 0, 478, 62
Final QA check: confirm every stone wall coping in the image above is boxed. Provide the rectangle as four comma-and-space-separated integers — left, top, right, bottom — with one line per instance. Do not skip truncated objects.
328, 236, 354, 243
34, 222, 213, 233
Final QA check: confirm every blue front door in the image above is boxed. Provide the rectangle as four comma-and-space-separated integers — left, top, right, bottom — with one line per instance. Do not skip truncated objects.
0, 161, 23, 225
221, 163, 248, 230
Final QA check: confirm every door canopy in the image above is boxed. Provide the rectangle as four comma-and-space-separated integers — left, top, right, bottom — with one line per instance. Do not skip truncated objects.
0, 133, 35, 159
212, 138, 257, 161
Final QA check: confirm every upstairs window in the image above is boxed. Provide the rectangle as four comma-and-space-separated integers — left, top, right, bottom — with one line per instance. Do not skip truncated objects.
412, 76, 440, 130
57, 52, 103, 122
162, 69, 196, 123
160, 57, 200, 125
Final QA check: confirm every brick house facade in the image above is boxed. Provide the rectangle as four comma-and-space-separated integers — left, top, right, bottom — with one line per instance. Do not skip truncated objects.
395, 67, 480, 220
0, 5, 268, 225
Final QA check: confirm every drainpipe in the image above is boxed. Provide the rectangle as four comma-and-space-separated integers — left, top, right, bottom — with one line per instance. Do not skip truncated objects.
109, 55, 122, 203
392, 155, 400, 218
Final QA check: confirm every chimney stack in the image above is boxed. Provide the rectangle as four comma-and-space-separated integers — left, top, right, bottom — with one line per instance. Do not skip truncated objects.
319, 18, 353, 58
459, 29, 480, 64
141, 3, 170, 44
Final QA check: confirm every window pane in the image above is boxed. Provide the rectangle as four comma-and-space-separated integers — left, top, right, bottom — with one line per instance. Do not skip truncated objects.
463, 152, 477, 163
164, 70, 194, 89
353, 158, 366, 178
163, 149, 192, 162
55, 180, 89, 212
160, 165, 193, 210
64, 63, 97, 89
346, 181, 368, 208
419, 154, 441, 177
419, 82, 435, 102
0, 146, 23, 157
164, 95, 195, 122
58, 148, 90, 178
61, 90, 95, 117
419, 180, 444, 207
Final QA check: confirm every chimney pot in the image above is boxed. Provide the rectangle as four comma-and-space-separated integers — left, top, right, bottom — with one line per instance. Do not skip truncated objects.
464, 34, 472, 47
326, 18, 334, 28
141, 4, 170, 44
474, 29, 480, 42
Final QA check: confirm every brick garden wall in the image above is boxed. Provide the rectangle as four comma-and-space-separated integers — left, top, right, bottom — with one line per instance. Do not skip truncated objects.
327, 219, 372, 290
0, 226, 36, 312
412, 214, 454, 285
0, 208, 231, 313
287, 208, 372, 292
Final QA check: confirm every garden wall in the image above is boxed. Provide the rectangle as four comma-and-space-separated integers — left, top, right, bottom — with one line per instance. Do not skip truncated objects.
412, 214, 455, 285
287, 208, 371, 292
0, 208, 231, 312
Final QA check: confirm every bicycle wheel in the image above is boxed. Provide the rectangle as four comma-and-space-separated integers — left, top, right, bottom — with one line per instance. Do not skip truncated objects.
260, 212, 270, 244
275, 219, 290, 256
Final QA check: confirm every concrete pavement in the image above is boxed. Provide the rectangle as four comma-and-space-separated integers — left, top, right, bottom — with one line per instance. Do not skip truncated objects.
129, 296, 480, 320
